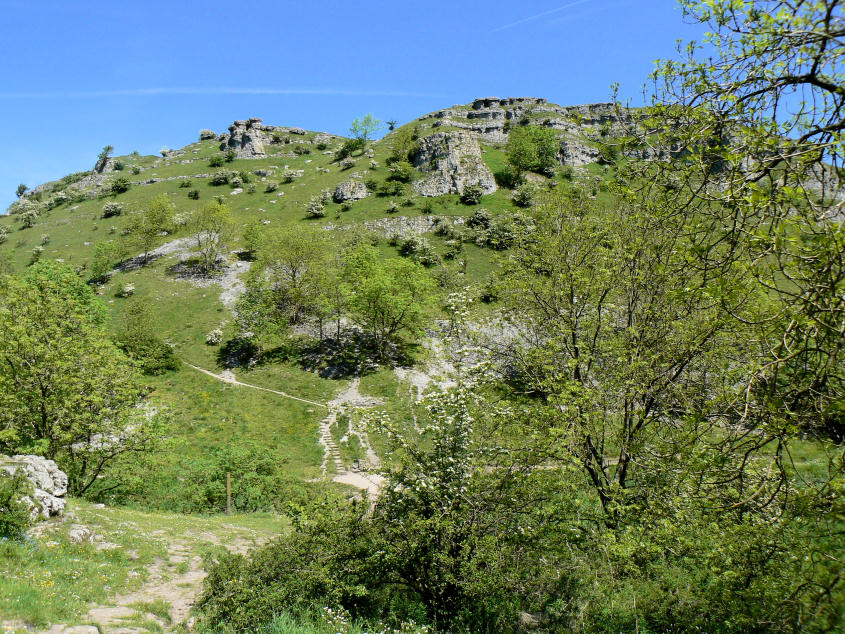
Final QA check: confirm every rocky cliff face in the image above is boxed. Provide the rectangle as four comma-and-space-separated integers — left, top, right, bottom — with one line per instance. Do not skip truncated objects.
221, 118, 267, 158
412, 131, 497, 197
1, 454, 68, 520
417, 98, 635, 166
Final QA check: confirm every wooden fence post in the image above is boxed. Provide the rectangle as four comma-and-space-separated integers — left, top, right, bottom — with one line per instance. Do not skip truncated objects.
226, 471, 232, 515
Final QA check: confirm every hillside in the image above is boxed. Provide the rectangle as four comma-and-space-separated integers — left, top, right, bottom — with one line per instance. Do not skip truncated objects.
1, 82, 842, 633
0, 97, 623, 631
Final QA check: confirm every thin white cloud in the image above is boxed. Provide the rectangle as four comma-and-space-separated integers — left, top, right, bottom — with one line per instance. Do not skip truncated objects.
0, 87, 446, 100
490, 0, 593, 33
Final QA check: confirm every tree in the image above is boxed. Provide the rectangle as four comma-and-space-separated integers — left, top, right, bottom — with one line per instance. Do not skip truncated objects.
505, 125, 559, 179
15, 184, 27, 198
88, 240, 124, 283
386, 120, 397, 131
98, 145, 114, 163
0, 261, 161, 494
236, 225, 330, 344
349, 113, 382, 147
633, 0, 845, 440
343, 244, 433, 358
127, 194, 174, 264
190, 199, 235, 274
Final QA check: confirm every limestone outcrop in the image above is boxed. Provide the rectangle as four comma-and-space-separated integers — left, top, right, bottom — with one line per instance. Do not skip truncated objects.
333, 180, 370, 203
221, 118, 267, 158
412, 131, 497, 197
1, 454, 68, 520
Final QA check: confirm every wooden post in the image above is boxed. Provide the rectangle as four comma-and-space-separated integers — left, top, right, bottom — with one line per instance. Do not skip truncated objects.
226, 472, 232, 515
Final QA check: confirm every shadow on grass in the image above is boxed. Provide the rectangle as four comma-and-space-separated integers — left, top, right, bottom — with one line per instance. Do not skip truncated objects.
217, 329, 420, 379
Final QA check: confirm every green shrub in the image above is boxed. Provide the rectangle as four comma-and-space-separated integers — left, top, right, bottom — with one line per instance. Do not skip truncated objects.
335, 138, 364, 160
225, 149, 236, 163
377, 180, 406, 197
0, 472, 32, 540
108, 175, 131, 195
188, 189, 200, 200
386, 200, 399, 214
208, 155, 225, 168
131, 166, 141, 175
387, 161, 414, 183
293, 145, 311, 155
399, 236, 420, 256
113, 160, 125, 171
306, 196, 326, 218
466, 208, 491, 229
512, 182, 538, 208
0, 225, 8, 244
115, 299, 179, 375
209, 171, 230, 186
460, 182, 483, 205
264, 181, 279, 193
29, 246, 43, 265
179, 179, 193, 188
102, 201, 123, 218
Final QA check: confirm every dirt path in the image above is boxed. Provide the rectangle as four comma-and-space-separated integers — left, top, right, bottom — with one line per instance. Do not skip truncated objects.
319, 379, 385, 495
184, 363, 328, 408
186, 364, 384, 496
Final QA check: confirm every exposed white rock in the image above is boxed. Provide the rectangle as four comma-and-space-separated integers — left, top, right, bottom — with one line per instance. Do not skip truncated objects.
221, 118, 267, 158
0, 454, 68, 520
333, 180, 370, 203
413, 131, 497, 197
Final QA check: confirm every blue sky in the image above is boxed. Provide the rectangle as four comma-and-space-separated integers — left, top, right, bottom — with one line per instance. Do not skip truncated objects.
0, 0, 705, 211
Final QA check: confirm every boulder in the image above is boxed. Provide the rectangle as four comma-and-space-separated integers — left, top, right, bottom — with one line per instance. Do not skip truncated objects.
0, 454, 68, 520
333, 180, 370, 203
221, 118, 267, 158
288, 127, 307, 135
412, 131, 497, 197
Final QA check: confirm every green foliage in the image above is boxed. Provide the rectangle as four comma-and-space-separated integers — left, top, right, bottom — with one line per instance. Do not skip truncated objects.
127, 194, 175, 262
108, 175, 131, 195
459, 183, 483, 205
115, 299, 179, 375
225, 149, 236, 163
336, 139, 365, 160
209, 170, 230, 185
162, 442, 312, 514
88, 240, 123, 283
305, 196, 326, 218
97, 145, 114, 163
343, 244, 434, 357
15, 184, 28, 198
349, 113, 382, 146
505, 125, 559, 179
386, 128, 420, 165
188, 188, 200, 200
101, 201, 123, 218
0, 472, 32, 540
511, 182, 538, 208
208, 155, 225, 168
0, 261, 160, 495
386, 161, 414, 183
190, 199, 235, 274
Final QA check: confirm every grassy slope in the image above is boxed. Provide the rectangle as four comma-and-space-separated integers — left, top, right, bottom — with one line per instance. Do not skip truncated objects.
0, 499, 285, 628
0, 116, 530, 507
